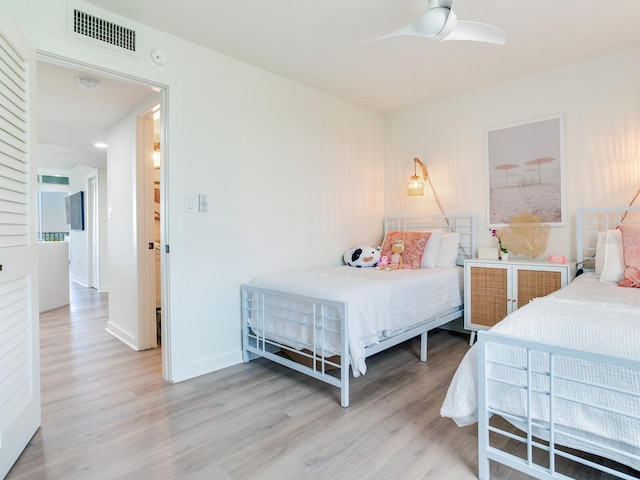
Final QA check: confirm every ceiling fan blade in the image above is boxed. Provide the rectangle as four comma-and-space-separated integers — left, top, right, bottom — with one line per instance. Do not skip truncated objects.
441, 20, 506, 45
356, 7, 450, 43
353, 0, 506, 46
354, 23, 422, 43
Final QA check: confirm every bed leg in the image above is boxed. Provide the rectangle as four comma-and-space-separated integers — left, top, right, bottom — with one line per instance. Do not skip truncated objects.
478, 457, 490, 480
341, 387, 349, 408
341, 365, 350, 408
477, 334, 490, 479
420, 332, 428, 362
478, 419, 490, 479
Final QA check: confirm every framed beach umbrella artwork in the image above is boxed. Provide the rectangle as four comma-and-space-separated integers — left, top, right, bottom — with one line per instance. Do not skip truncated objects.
485, 114, 565, 227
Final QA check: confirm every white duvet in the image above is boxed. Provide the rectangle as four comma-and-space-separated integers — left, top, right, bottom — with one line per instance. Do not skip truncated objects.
440, 272, 640, 469
249, 265, 463, 376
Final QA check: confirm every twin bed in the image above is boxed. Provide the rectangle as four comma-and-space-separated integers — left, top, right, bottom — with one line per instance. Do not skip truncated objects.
241, 214, 476, 407
441, 206, 640, 479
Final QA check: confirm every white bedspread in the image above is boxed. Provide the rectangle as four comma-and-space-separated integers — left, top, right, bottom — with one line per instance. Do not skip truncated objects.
250, 265, 463, 376
440, 272, 640, 468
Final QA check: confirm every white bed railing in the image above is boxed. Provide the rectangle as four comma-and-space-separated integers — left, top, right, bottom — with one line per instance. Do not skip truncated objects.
241, 286, 350, 407
478, 331, 640, 480
576, 206, 640, 272
385, 213, 477, 264
474, 206, 640, 479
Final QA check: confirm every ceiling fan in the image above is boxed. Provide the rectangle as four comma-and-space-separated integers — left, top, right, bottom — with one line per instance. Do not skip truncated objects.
367, 0, 506, 45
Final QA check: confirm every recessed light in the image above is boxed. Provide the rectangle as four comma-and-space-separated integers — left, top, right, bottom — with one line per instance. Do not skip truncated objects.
94, 142, 108, 149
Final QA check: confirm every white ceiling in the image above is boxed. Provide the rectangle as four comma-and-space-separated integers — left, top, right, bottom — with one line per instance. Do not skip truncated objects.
37, 61, 155, 171
39, 0, 640, 170
82, 0, 640, 113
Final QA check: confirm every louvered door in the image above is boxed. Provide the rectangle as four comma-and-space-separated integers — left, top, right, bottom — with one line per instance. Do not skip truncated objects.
0, 16, 40, 479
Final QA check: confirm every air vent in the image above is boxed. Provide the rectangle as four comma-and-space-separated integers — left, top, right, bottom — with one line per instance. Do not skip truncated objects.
73, 9, 136, 52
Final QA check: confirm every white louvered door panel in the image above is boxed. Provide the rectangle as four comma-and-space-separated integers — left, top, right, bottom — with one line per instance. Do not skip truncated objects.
0, 14, 40, 480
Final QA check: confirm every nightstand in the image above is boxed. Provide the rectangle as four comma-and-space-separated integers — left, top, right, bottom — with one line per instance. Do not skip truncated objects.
464, 258, 575, 344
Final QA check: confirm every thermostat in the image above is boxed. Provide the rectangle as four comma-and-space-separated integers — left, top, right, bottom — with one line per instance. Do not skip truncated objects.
198, 194, 208, 212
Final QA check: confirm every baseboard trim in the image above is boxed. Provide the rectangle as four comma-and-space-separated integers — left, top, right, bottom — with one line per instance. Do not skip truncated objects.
105, 322, 137, 350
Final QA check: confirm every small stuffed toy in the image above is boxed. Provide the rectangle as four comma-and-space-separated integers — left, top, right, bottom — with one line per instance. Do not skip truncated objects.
383, 240, 404, 271
377, 255, 389, 269
344, 245, 381, 267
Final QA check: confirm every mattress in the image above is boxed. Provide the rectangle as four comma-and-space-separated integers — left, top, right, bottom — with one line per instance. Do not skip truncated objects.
249, 265, 463, 376
440, 272, 640, 470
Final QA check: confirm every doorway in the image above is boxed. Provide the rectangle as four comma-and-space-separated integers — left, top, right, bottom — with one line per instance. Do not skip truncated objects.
36, 55, 168, 372
139, 102, 163, 347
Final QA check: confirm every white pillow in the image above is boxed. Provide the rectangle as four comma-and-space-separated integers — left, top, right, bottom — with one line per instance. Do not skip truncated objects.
420, 229, 442, 268
595, 230, 606, 274
600, 229, 625, 283
435, 232, 460, 268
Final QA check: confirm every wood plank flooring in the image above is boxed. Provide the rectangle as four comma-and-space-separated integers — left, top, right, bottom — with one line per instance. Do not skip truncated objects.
6, 283, 637, 479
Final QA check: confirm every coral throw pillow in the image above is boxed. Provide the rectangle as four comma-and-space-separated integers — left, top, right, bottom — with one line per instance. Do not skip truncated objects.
617, 224, 640, 288
380, 231, 430, 270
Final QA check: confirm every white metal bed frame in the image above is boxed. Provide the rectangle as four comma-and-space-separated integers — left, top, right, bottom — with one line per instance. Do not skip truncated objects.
242, 214, 476, 407
477, 206, 640, 479
576, 206, 640, 272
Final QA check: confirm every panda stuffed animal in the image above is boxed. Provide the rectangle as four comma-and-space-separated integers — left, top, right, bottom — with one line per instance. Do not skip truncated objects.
344, 245, 381, 267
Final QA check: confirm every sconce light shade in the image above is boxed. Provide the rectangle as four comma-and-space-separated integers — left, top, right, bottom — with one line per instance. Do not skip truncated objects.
407, 157, 428, 196
407, 175, 424, 196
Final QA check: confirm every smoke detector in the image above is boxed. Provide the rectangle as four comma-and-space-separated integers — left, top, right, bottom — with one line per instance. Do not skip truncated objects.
77, 77, 100, 90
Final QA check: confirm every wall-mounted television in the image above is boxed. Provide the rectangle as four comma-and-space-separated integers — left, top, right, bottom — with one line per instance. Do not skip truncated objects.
65, 191, 85, 231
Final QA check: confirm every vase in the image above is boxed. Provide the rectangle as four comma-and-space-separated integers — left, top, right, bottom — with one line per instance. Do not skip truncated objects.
501, 252, 509, 261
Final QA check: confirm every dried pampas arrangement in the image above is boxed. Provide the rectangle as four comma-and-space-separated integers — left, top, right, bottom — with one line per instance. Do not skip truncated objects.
497, 212, 550, 259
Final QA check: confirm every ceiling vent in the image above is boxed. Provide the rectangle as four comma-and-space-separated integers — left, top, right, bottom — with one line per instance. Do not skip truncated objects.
71, 8, 136, 53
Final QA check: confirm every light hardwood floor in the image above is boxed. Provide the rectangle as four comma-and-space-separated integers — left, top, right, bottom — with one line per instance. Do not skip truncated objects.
6, 283, 636, 479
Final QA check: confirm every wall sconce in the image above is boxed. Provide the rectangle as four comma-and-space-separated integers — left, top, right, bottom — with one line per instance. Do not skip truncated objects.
407, 157, 428, 196
153, 141, 160, 169
406, 157, 448, 220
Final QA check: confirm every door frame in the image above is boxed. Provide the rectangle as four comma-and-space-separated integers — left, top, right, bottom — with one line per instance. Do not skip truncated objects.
87, 175, 99, 290
138, 104, 160, 349
36, 52, 171, 379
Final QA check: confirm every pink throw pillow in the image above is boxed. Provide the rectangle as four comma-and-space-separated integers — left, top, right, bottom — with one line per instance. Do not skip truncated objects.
617, 224, 640, 288
380, 231, 431, 270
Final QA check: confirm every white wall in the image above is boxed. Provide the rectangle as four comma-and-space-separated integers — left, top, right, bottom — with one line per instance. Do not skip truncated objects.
104, 95, 159, 350
36, 166, 110, 290
39, 192, 67, 232
163, 42, 384, 380
38, 241, 69, 313
384, 48, 640, 260
3, 0, 385, 381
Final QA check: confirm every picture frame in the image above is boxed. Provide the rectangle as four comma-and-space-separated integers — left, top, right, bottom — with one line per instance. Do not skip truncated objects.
485, 114, 565, 227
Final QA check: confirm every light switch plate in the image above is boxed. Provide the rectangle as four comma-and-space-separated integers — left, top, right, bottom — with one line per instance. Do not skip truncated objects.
185, 195, 196, 213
